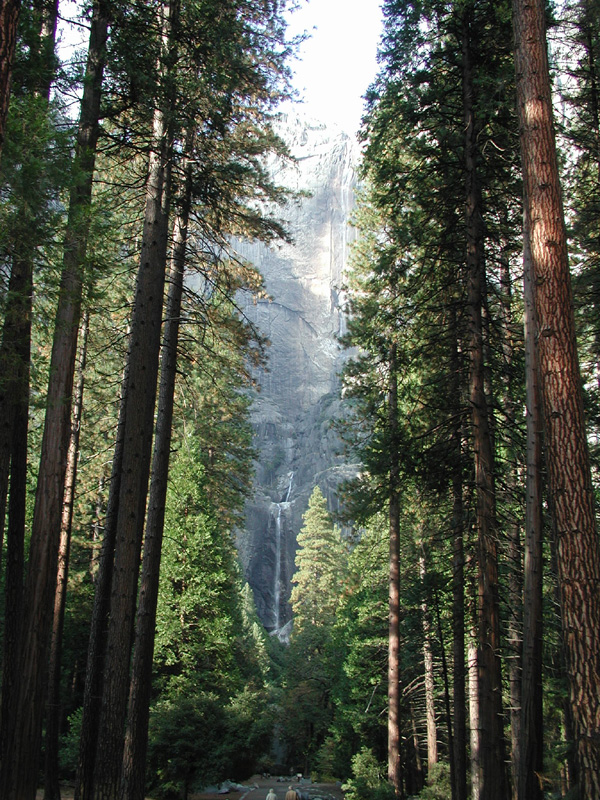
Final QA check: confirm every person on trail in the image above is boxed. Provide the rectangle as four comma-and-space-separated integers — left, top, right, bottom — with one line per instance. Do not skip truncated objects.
266, 790, 277, 800
285, 786, 299, 800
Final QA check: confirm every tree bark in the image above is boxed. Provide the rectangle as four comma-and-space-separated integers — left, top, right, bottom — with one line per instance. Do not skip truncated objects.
517, 207, 544, 800
388, 342, 403, 798
0, 0, 20, 156
91, 4, 177, 795
44, 310, 89, 800
419, 549, 438, 771
468, 638, 480, 800
0, 3, 105, 797
119, 133, 192, 800
450, 318, 467, 800
462, 9, 507, 799
513, 0, 600, 794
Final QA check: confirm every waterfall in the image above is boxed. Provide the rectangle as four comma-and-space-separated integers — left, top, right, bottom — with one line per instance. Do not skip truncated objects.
273, 505, 282, 630
272, 472, 294, 632
285, 471, 294, 503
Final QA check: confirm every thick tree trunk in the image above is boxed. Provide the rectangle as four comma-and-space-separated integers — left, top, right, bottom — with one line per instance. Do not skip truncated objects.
517, 208, 544, 800
44, 310, 89, 800
388, 342, 403, 798
92, 5, 177, 796
462, 11, 507, 800
513, 1, 600, 794
120, 138, 191, 800
0, 0, 20, 155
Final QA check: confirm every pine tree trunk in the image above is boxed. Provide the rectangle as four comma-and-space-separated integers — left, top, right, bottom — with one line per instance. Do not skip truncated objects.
461, 10, 507, 799
44, 310, 89, 800
120, 135, 191, 800
388, 342, 403, 798
0, 4, 105, 796
468, 638, 480, 800
517, 207, 544, 800
0, 253, 31, 784
92, 5, 177, 795
419, 549, 438, 770
0, 0, 20, 155
513, 1, 600, 794
450, 320, 467, 800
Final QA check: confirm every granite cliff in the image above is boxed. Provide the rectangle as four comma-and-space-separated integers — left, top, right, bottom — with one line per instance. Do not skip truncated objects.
235, 116, 360, 637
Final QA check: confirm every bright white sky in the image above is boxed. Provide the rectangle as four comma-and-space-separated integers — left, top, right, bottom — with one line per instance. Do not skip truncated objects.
57, 0, 384, 136
284, 0, 384, 136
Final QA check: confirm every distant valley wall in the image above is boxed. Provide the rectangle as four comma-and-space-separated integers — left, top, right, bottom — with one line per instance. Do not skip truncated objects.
235, 116, 360, 636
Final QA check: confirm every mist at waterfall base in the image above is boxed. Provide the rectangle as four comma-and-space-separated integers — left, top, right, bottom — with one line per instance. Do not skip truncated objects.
235, 116, 360, 642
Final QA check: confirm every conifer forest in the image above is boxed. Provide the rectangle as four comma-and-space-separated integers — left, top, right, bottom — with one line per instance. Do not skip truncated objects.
1, 0, 600, 799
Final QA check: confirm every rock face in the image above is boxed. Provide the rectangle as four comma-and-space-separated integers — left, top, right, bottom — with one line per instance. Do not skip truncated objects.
235, 116, 359, 636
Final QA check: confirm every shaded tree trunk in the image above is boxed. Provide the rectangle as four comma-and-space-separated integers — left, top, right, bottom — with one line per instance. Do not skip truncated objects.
419, 549, 438, 770
0, 0, 20, 155
120, 134, 192, 800
462, 10, 507, 799
91, 4, 177, 795
513, 0, 600, 794
0, 3, 104, 796
44, 310, 89, 800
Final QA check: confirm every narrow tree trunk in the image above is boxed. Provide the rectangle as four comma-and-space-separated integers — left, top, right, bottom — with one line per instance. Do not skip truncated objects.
92, 4, 177, 795
517, 207, 544, 800
433, 587, 455, 800
44, 310, 89, 800
0, 253, 31, 780
468, 638, 480, 800
513, 1, 600, 794
419, 549, 438, 770
450, 320, 467, 800
120, 134, 192, 800
388, 341, 403, 798
462, 10, 507, 799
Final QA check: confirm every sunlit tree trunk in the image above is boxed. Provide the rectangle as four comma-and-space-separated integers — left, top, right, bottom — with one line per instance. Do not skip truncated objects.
450, 321, 467, 800
513, 0, 600, 794
517, 207, 544, 800
388, 341, 403, 798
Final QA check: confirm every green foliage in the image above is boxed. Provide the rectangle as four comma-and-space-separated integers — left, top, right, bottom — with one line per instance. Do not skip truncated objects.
58, 707, 83, 778
280, 487, 349, 774
342, 748, 395, 800
289, 487, 348, 633
418, 762, 453, 799
147, 693, 229, 798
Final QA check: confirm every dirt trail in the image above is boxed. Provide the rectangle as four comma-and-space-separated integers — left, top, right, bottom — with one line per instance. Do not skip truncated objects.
192, 774, 344, 800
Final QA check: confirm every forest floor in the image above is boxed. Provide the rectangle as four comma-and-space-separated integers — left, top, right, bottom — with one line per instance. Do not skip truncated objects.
36, 774, 345, 800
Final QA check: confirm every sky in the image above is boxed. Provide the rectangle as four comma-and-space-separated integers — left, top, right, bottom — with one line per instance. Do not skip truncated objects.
283, 0, 384, 136
57, 0, 384, 136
